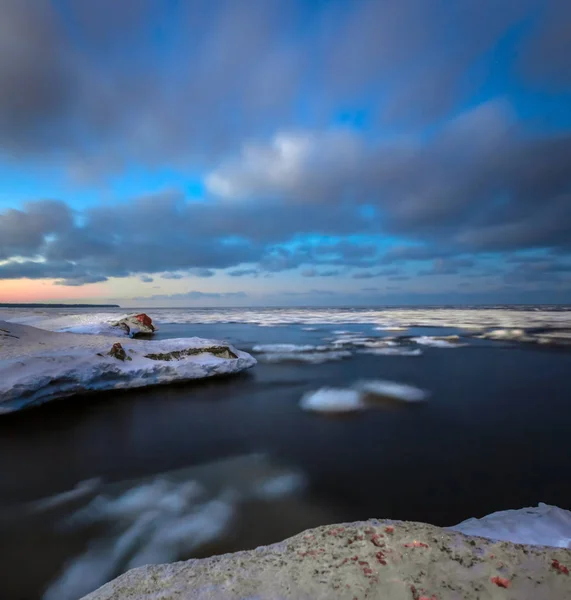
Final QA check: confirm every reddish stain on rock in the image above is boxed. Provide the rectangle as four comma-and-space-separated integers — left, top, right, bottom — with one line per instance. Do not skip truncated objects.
491, 576, 511, 588
552, 559, 570, 575
385, 526, 395, 534
371, 534, 385, 547
404, 541, 429, 549
375, 551, 387, 565
363, 567, 373, 576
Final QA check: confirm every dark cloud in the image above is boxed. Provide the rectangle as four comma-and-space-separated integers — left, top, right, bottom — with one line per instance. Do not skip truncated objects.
388, 275, 411, 281
188, 268, 216, 278
228, 268, 259, 277
2, 0, 565, 171
54, 275, 109, 287
1, 0, 571, 295
418, 258, 476, 276
503, 259, 571, 284
133, 290, 248, 301
0, 200, 73, 259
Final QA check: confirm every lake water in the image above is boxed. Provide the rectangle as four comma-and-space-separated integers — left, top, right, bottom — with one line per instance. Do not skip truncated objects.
1, 306, 570, 599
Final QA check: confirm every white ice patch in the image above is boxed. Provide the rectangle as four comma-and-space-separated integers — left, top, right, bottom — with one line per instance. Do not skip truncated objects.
411, 336, 467, 348
42, 455, 307, 600
3, 306, 570, 332
355, 379, 429, 402
451, 503, 571, 548
300, 388, 364, 413
252, 344, 327, 353
252, 343, 351, 364
253, 473, 306, 500
256, 350, 351, 364
358, 347, 422, 356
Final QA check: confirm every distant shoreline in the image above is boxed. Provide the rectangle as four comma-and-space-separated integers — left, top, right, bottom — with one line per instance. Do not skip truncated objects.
0, 303, 120, 308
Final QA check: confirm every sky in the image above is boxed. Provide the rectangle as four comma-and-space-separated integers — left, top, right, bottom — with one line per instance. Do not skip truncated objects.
0, 0, 570, 307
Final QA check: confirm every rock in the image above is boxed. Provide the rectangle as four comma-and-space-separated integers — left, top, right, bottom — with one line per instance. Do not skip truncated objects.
82, 519, 571, 599
111, 314, 156, 337
107, 342, 130, 361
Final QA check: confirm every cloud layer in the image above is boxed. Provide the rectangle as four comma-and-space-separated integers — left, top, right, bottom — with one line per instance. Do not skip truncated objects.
1, 0, 570, 300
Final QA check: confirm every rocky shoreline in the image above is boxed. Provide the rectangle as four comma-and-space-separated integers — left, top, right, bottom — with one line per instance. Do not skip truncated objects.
83, 518, 571, 599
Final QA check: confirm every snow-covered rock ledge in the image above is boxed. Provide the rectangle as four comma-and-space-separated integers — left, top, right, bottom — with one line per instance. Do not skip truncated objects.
83, 517, 571, 600
0, 321, 256, 413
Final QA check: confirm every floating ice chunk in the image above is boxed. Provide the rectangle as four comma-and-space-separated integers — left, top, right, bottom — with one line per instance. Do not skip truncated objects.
374, 326, 408, 332
331, 336, 377, 346
355, 379, 428, 402
256, 350, 351, 364
452, 503, 571, 548
253, 473, 306, 500
411, 336, 466, 348
252, 343, 326, 353
358, 347, 422, 356
300, 388, 364, 413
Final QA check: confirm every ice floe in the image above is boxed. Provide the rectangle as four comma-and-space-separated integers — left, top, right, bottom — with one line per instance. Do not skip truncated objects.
41, 455, 307, 600
3, 306, 570, 332
256, 350, 352, 364
452, 503, 571, 548
252, 343, 327, 353
410, 335, 467, 348
0, 321, 256, 412
474, 328, 571, 347
300, 379, 428, 414
300, 388, 365, 413
252, 343, 351, 364
355, 379, 429, 402
358, 347, 422, 356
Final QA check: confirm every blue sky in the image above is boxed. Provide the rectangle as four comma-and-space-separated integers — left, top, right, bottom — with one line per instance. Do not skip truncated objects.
0, 0, 570, 306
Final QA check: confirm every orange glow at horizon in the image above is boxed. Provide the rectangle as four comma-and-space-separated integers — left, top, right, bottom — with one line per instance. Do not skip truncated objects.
0, 279, 109, 303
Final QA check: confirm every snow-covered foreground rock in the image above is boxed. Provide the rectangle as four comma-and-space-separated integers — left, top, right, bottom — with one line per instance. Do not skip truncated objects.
83, 514, 571, 600
0, 321, 256, 412
452, 503, 571, 548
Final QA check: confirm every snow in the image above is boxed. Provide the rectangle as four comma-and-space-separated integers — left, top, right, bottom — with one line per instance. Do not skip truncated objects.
0, 320, 256, 412
452, 503, 571, 548
300, 388, 364, 413
355, 379, 429, 402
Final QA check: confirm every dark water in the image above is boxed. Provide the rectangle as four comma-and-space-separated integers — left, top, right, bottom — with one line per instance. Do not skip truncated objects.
1, 321, 571, 599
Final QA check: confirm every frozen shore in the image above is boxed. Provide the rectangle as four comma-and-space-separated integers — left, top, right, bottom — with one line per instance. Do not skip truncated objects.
84, 512, 571, 600
0, 320, 256, 413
